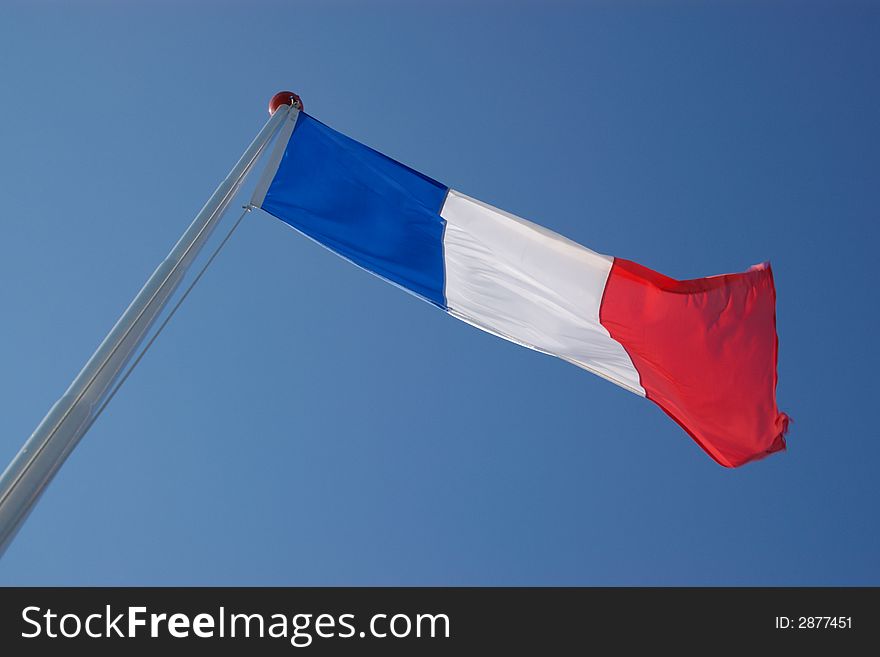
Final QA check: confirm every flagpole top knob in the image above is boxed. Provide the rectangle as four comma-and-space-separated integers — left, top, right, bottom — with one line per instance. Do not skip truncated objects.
269, 91, 303, 115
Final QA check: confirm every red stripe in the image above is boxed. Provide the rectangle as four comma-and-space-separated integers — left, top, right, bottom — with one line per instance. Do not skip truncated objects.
599, 258, 789, 467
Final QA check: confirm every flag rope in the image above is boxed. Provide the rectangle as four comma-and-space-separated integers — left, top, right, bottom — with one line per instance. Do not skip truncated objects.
79, 205, 253, 437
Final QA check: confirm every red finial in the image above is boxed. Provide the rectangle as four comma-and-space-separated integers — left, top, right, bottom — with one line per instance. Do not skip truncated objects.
269, 91, 303, 115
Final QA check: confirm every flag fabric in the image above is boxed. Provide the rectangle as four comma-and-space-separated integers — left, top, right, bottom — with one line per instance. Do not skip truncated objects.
252, 110, 789, 467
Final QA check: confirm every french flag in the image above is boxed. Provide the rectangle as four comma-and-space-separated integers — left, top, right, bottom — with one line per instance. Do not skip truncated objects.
253, 107, 789, 467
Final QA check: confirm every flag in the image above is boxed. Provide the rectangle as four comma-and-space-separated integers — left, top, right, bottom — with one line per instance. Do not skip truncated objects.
252, 109, 789, 467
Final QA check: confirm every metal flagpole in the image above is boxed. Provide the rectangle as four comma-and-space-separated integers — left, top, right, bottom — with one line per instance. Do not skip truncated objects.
0, 94, 300, 556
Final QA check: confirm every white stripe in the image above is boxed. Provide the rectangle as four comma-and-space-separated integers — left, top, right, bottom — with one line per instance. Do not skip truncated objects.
250, 107, 300, 208
441, 189, 644, 396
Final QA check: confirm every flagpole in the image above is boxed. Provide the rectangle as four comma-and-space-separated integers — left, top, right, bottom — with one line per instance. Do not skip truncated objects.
0, 95, 299, 556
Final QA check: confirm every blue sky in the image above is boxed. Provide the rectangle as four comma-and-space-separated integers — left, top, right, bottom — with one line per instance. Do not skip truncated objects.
0, 1, 877, 585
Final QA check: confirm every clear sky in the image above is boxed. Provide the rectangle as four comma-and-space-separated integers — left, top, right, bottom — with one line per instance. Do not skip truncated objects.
0, 1, 877, 585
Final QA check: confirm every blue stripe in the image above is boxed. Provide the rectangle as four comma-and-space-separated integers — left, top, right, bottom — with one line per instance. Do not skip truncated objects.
261, 113, 449, 308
